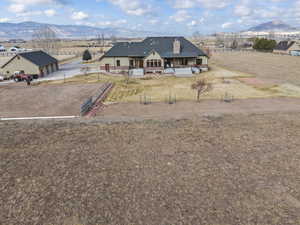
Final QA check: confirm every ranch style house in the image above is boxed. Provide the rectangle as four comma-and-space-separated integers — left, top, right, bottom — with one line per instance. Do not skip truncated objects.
1, 50, 59, 78
99, 37, 208, 74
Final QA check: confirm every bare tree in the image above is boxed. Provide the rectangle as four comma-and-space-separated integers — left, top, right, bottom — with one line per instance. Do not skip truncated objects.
231, 39, 238, 49
110, 35, 117, 45
31, 27, 60, 54
191, 78, 212, 102
123, 71, 130, 84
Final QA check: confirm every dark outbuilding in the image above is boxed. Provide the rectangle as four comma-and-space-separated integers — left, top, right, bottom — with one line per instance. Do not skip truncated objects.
1, 50, 59, 78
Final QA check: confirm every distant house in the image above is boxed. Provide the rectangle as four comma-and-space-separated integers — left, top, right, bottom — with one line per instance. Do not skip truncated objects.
273, 41, 300, 55
0, 45, 6, 52
99, 37, 208, 74
1, 50, 59, 78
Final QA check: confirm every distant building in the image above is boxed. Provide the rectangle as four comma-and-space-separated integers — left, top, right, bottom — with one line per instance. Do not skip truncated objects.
1, 50, 58, 78
273, 41, 300, 55
8, 39, 26, 44
0, 45, 6, 52
99, 37, 208, 74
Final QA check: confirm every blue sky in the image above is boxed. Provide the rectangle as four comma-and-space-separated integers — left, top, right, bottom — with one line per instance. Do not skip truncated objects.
0, 0, 300, 34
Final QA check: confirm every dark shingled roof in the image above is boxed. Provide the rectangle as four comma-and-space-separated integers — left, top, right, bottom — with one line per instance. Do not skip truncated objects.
104, 37, 207, 58
274, 41, 295, 51
18, 51, 58, 67
1, 50, 58, 69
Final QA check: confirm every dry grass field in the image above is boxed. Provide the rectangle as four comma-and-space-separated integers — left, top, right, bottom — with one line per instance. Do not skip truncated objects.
1, 113, 300, 225
97, 98, 300, 119
42, 63, 300, 103
0, 83, 103, 117
212, 51, 300, 85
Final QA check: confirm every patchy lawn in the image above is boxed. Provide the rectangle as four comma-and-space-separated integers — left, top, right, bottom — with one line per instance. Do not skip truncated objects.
38, 64, 300, 103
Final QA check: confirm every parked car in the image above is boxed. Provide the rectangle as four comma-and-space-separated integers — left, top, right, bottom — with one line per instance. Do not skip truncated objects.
12, 71, 33, 82
0, 75, 4, 81
9, 46, 25, 52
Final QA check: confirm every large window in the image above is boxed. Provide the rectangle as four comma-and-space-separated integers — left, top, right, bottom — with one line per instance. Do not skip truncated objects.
146, 59, 162, 68
196, 58, 203, 65
116, 60, 120, 67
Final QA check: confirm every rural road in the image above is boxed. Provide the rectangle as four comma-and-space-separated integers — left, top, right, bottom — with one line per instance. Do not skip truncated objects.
0, 59, 101, 85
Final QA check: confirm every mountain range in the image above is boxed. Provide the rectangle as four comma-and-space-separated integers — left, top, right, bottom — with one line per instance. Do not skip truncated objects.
0, 20, 298, 40
0, 21, 169, 40
246, 20, 298, 32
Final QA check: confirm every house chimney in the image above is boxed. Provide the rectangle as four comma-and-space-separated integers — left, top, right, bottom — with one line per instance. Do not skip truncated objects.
173, 39, 181, 54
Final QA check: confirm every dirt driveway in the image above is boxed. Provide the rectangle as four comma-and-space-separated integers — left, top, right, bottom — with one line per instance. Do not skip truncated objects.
0, 83, 103, 117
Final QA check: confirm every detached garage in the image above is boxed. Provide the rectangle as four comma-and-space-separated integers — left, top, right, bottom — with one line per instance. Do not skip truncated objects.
1, 50, 59, 78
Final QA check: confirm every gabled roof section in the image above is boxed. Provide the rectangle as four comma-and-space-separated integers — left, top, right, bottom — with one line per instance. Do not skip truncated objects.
19, 51, 58, 67
103, 37, 207, 58
274, 41, 295, 51
2, 50, 58, 68
144, 49, 162, 58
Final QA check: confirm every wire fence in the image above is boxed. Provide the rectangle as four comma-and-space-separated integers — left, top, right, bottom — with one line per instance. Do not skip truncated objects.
80, 83, 114, 116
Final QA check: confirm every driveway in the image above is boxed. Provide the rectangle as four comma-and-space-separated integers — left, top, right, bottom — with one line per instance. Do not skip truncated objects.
35, 59, 101, 82
0, 59, 101, 85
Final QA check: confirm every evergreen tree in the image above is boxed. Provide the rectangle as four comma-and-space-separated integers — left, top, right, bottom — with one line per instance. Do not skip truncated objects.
83, 49, 92, 61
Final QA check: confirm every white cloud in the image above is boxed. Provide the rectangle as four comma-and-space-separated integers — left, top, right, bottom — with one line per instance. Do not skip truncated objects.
97, 19, 127, 27
71, 11, 89, 20
169, 0, 232, 9
9, 0, 64, 5
187, 18, 204, 27
0, 18, 10, 23
7, 0, 65, 15
8, 4, 26, 13
44, 9, 56, 17
222, 22, 233, 29
234, 5, 252, 17
170, 10, 191, 23
103, 0, 153, 16
149, 19, 159, 25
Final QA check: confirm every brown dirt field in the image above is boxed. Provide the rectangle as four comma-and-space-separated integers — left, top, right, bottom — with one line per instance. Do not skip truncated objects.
98, 98, 300, 120
0, 83, 103, 117
1, 113, 300, 225
211, 52, 300, 85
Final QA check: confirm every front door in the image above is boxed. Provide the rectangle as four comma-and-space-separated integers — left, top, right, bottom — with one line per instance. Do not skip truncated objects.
139, 60, 144, 68
105, 64, 110, 72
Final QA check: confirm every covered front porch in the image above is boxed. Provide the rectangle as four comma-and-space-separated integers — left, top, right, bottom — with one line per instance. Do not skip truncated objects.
163, 57, 204, 68
128, 56, 207, 75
